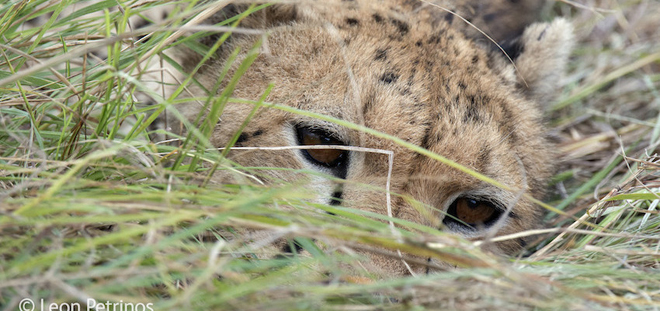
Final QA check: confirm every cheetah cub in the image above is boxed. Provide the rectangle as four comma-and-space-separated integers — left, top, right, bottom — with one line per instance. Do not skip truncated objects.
175, 0, 574, 275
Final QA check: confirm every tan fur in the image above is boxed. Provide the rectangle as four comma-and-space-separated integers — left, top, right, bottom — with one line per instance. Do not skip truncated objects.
174, 0, 574, 276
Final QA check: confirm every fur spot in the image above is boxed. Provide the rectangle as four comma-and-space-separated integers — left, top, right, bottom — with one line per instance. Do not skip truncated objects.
389, 18, 409, 35
407, 73, 415, 86
462, 94, 485, 123
235, 133, 248, 146
443, 12, 454, 23
483, 13, 497, 23
372, 13, 383, 23
420, 127, 433, 150
374, 48, 388, 61
427, 30, 445, 44
380, 72, 399, 84
463, 105, 480, 123
235, 130, 263, 147
345, 17, 359, 26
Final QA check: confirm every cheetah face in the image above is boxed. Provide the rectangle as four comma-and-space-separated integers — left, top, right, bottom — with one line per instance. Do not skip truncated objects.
179, 1, 574, 274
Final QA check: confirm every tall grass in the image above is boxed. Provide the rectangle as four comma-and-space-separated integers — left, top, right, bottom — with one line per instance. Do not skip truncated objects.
1, 0, 659, 309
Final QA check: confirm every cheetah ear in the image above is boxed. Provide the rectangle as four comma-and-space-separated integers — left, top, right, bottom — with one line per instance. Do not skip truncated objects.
496, 18, 575, 106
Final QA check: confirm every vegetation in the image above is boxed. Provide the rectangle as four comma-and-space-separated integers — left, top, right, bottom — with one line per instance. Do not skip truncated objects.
1, 0, 658, 309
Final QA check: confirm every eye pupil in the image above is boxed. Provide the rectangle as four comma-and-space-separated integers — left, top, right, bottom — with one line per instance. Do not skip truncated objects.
466, 198, 479, 209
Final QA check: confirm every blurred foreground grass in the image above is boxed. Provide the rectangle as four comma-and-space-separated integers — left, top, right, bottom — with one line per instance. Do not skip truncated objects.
1, 0, 659, 309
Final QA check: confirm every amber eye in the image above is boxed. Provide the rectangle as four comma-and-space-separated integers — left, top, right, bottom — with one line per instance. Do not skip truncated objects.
296, 127, 347, 168
443, 197, 503, 229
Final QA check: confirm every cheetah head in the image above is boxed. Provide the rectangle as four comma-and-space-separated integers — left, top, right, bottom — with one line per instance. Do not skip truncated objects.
176, 1, 574, 275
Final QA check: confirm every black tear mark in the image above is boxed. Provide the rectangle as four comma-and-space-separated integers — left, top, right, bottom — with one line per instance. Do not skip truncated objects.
389, 18, 409, 35
329, 191, 343, 206
372, 13, 384, 23
345, 17, 359, 27
374, 48, 388, 61
380, 72, 399, 84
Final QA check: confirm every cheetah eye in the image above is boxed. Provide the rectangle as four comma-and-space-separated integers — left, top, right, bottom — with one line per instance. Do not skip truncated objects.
443, 197, 503, 230
296, 126, 348, 174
